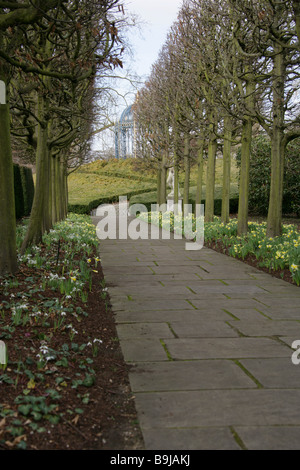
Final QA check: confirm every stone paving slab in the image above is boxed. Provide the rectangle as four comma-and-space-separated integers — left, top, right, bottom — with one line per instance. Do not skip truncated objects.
115, 308, 233, 323
120, 338, 168, 362
109, 285, 201, 298
168, 319, 240, 338
239, 358, 300, 388
133, 389, 300, 428
227, 319, 300, 337
189, 285, 268, 295
251, 307, 300, 320
279, 336, 300, 347
234, 426, 300, 450
189, 298, 265, 310
141, 427, 242, 450
129, 360, 257, 392
223, 309, 273, 321
150, 265, 210, 275
107, 273, 203, 283
164, 337, 291, 360
92, 213, 300, 450
116, 322, 174, 339
110, 298, 196, 311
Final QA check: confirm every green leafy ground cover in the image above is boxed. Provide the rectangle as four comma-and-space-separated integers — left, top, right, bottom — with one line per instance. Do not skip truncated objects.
0, 214, 143, 450
138, 212, 300, 286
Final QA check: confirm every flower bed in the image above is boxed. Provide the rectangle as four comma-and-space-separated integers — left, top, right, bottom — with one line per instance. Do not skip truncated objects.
0, 214, 143, 450
138, 212, 300, 286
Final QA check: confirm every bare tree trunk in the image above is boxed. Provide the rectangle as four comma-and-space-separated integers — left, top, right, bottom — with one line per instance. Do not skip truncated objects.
21, 92, 51, 252
205, 118, 217, 222
267, 42, 285, 238
61, 156, 68, 219
195, 135, 204, 210
160, 151, 167, 206
221, 116, 232, 224
157, 163, 162, 206
50, 153, 56, 226
57, 156, 64, 221
173, 126, 179, 214
237, 79, 255, 236
0, 71, 17, 275
183, 134, 190, 215
293, 0, 300, 49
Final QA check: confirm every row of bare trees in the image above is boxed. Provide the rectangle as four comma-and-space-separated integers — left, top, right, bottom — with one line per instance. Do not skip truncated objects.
0, 0, 128, 276
134, 0, 300, 238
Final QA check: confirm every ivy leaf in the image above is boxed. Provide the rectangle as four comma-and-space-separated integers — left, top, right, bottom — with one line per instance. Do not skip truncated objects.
31, 411, 42, 421
83, 374, 95, 387
18, 404, 31, 416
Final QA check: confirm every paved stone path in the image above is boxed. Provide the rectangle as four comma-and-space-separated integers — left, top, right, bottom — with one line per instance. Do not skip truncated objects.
92, 211, 300, 450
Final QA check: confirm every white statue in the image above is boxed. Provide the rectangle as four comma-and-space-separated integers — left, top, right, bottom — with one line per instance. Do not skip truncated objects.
167, 168, 181, 198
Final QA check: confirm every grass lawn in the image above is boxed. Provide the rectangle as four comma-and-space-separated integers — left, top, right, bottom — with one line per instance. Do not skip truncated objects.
68, 157, 239, 207
68, 171, 155, 205
68, 158, 157, 206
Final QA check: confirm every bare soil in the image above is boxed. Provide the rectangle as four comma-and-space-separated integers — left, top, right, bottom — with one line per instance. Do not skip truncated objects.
0, 253, 145, 451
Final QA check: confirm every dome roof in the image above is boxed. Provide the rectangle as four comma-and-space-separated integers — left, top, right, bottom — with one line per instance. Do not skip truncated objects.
119, 105, 133, 124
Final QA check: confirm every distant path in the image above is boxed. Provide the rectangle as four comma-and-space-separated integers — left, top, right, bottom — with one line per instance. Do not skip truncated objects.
92, 208, 300, 450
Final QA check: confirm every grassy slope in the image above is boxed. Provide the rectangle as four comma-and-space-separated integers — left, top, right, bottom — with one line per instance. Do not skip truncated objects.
68, 158, 157, 205
68, 157, 240, 206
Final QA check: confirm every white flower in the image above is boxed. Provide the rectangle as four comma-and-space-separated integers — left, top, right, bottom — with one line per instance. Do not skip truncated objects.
45, 355, 56, 362
19, 304, 28, 310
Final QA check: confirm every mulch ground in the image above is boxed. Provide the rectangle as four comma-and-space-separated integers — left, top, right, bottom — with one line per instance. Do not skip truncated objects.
0, 254, 145, 451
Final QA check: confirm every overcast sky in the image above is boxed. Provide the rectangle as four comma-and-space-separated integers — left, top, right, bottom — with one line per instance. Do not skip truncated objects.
124, 0, 183, 78
93, 0, 184, 151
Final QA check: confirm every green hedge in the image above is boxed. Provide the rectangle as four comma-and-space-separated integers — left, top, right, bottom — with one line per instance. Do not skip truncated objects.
236, 135, 300, 216
129, 197, 239, 216
14, 165, 25, 220
68, 187, 156, 215
14, 164, 34, 220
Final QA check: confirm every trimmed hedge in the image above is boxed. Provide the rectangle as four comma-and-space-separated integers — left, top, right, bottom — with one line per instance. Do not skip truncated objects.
236, 135, 300, 216
129, 197, 239, 216
14, 165, 25, 220
13, 164, 34, 220
68, 187, 157, 215
21, 166, 35, 216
